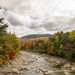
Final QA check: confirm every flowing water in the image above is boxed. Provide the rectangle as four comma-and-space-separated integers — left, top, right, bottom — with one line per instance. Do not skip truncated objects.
20, 51, 75, 75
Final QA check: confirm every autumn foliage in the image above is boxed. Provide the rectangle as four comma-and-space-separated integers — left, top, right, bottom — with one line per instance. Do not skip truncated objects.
21, 31, 75, 61
0, 18, 20, 66
66, 43, 70, 51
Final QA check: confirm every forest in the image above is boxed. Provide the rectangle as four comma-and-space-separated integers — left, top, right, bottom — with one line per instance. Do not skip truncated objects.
21, 30, 75, 61
0, 17, 75, 66
0, 18, 20, 66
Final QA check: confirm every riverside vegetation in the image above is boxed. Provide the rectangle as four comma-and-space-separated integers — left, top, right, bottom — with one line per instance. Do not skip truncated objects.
0, 17, 75, 67
21, 30, 75, 61
0, 18, 20, 66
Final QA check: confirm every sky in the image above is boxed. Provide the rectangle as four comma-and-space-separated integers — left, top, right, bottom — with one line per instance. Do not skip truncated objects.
0, 0, 75, 37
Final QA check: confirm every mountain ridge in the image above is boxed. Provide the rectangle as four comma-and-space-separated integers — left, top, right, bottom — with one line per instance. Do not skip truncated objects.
21, 34, 53, 39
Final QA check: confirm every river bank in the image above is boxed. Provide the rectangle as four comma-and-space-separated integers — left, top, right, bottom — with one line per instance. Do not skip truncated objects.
0, 51, 75, 75
0, 51, 34, 75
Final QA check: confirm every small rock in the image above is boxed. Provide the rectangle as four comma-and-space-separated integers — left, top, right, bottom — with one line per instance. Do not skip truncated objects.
36, 67, 38, 68
63, 63, 71, 69
20, 61, 23, 63
56, 61, 61, 64
46, 63, 50, 65
45, 58, 49, 60
31, 67, 33, 69
39, 68, 42, 71
42, 69, 48, 73
18, 66, 28, 70
22, 60, 25, 62
30, 60, 34, 62
11, 69, 20, 74
71, 66, 75, 71
44, 72, 51, 75
35, 59, 38, 60
36, 70, 40, 73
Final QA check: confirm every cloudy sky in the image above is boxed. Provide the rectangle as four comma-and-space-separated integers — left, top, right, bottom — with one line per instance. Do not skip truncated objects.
0, 0, 75, 37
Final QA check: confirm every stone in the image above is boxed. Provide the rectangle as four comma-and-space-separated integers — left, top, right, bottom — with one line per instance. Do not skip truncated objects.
42, 69, 48, 73
36, 67, 38, 68
46, 63, 50, 65
39, 68, 42, 71
56, 61, 61, 64
20, 61, 23, 63
2, 69, 11, 73
45, 58, 49, 60
71, 66, 75, 71
63, 63, 71, 69
30, 60, 34, 62
18, 66, 28, 70
31, 67, 33, 69
35, 59, 38, 60
11, 69, 20, 74
44, 72, 51, 75
36, 70, 40, 73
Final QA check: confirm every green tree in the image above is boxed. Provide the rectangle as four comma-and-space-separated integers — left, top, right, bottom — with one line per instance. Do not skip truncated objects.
0, 18, 8, 54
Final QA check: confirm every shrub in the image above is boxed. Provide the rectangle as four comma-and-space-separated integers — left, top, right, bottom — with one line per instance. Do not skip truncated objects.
0, 58, 3, 66
66, 48, 75, 61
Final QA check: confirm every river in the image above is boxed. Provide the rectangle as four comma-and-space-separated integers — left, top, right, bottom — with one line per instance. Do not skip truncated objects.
0, 51, 75, 75
20, 51, 75, 75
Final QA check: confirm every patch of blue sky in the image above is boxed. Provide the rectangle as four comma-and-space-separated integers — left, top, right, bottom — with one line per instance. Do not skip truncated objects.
31, 17, 39, 20
3, 8, 7, 11
2, 8, 7, 15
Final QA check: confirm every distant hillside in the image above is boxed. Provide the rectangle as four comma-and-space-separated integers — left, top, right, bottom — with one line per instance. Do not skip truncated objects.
20, 37, 49, 43
21, 34, 53, 39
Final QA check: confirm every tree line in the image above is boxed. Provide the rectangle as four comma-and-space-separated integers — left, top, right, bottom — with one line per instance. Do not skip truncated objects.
21, 31, 75, 61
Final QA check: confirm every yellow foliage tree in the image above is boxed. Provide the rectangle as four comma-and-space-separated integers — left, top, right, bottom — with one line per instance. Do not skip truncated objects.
69, 30, 75, 41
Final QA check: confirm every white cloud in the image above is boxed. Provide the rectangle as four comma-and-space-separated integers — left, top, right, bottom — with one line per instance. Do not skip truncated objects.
0, 0, 75, 37
0, 8, 5, 17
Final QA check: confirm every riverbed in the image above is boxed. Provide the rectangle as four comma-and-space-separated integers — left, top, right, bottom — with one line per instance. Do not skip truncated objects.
0, 51, 75, 75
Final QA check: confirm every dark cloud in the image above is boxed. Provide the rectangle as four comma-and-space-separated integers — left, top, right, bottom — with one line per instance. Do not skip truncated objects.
29, 22, 40, 29
68, 18, 75, 25
8, 15, 23, 26
43, 22, 59, 31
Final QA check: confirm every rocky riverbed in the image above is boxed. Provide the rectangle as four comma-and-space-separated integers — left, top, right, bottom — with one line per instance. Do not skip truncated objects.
0, 51, 75, 75
0, 51, 34, 75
